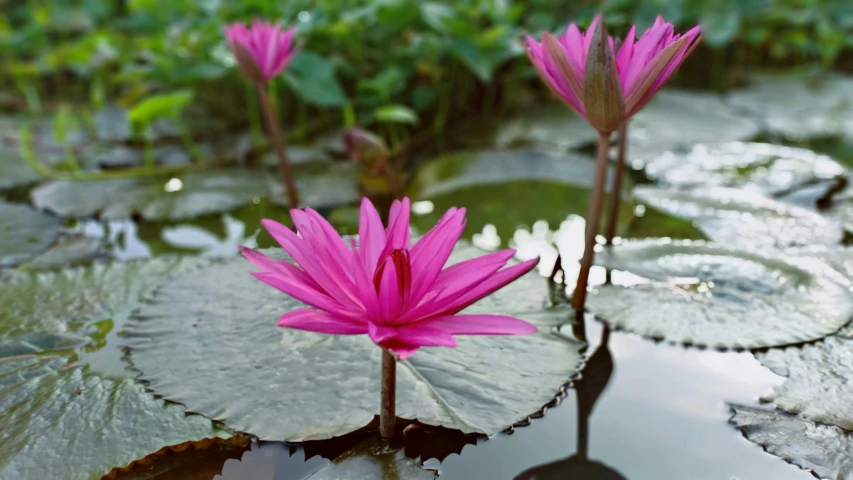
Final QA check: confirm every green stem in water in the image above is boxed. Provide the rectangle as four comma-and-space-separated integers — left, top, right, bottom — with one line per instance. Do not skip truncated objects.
604, 122, 628, 246
380, 349, 397, 440
256, 81, 300, 208
572, 132, 611, 311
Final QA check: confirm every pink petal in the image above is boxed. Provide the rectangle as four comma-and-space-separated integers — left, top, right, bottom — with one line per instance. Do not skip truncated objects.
278, 309, 367, 334
368, 322, 397, 343
251, 272, 359, 321
383, 198, 412, 254
408, 207, 467, 305
433, 258, 540, 317
350, 238, 381, 319
423, 314, 538, 335
241, 246, 320, 290
385, 342, 420, 360
358, 197, 386, 274
376, 254, 402, 321
392, 325, 458, 347
616, 26, 636, 84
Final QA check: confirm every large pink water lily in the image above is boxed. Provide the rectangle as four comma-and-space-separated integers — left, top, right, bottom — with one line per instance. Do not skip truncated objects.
224, 19, 298, 82
525, 15, 701, 129
243, 198, 539, 360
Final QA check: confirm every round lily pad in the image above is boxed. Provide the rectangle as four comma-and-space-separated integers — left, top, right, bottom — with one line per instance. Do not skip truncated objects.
757, 335, 853, 431
267, 164, 360, 209
730, 405, 853, 480
0, 200, 64, 267
127, 242, 583, 442
0, 356, 223, 480
727, 73, 853, 140
23, 235, 107, 269
0, 149, 45, 190
493, 105, 599, 153
633, 186, 844, 249
308, 438, 437, 480
628, 90, 761, 162
31, 169, 269, 221
586, 239, 853, 349
642, 142, 846, 197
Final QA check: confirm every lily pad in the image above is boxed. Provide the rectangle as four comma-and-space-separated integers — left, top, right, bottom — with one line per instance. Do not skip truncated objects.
267, 165, 361, 209
24, 235, 107, 269
0, 200, 64, 267
31, 169, 268, 221
757, 335, 853, 431
0, 257, 204, 359
493, 105, 599, 153
633, 186, 844, 249
127, 242, 583, 441
411, 150, 607, 199
308, 438, 437, 480
642, 142, 846, 197
727, 73, 853, 140
586, 239, 853, 349
730, 405, 853, 480
0, 356, 223, 480
628, 90, 761, 162
0, 149, 44, 190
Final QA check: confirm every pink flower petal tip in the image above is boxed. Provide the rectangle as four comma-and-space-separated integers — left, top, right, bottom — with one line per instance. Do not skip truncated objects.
224, 19, 298, 82
244, 197, 540, 359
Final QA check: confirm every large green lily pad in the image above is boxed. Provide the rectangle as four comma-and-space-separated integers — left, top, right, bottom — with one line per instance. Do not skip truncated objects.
127, 242, 583, 442
267, 164, 360, 209
0, 149, 46, 190
757, 336, 853, 431
730, 405, 853, 480
0, 356, 223, 480
309, 438, 437, 480
727, 73, 853, 140
628, 90, 761, 162
633, 186, 844, 249
642, 143, 846, 197
0, 200, 64, 267
30, 169, 269, 221
586, 239, 853, 349
493, 105, 599, 153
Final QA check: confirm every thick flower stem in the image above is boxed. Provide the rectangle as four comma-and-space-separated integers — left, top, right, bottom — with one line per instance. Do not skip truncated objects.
604, 122, 628, 246
256, 82, 300, 208
572, 132, 611, 310
380, 349, 397, 440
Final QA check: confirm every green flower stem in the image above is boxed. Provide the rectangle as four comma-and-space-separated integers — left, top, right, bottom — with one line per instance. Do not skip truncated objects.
604, 122, 628, 246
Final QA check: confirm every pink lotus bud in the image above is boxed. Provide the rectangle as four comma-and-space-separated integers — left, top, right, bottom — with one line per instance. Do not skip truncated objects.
224, 19, 299, 83
342, 128, 390, 168
583, 19, 625, 134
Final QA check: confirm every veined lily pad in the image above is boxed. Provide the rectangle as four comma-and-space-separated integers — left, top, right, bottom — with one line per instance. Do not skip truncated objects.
127, 242, 583, 442
628, 90, 761, 162
0, 356, 223, 480
730, 405, 853, 480
633, 186, 844, 249
493, 105, 599, 153
31, 169, 269, 221
0, 200, 64, 267
23, 235, 107, 269
308, 438, 437, 480
267, 165, 360, 209
586, 239, 853, 349
642, 143, 845, 197
757, 336, 853, 431
727, 73, 853, 140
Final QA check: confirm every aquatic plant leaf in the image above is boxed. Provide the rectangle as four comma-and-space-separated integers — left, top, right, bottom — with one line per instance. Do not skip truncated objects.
0, 150, 46, 190
0, 257, 204, 355
104, 437, 252, 480
127, 242, 583, 441
586, 239, 853, 349
308, 437, 437, 480
757, 335, 853, 431
0, 200, 63, 266
642, 143, 845, 198
730, 405, 853, 480
492, 105, 599, 153
633, 186, 844, 249
24, 235, 107, 269
0, 356, 222, 480
727, 73, 853, 140
628, 90, 761, 162
267, 164, 360, 209
31, 169, 268, 221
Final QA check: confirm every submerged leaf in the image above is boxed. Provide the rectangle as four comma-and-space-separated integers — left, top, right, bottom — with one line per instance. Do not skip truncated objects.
0, 200, 64, 267
0, 356, 222, 480
633, 186, 844, 249
31, 169, 268, 221
587, 239, 853, 349
730, 405, 853, 480
127, 242, 583, 441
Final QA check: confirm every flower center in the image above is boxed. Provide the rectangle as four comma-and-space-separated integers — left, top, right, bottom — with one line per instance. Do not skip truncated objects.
373, 248, 412, 300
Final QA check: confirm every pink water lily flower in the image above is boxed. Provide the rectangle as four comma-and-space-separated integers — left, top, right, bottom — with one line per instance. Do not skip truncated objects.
525, 15, 701, 130
224, 19, 298, 82
243, 198, 539, 360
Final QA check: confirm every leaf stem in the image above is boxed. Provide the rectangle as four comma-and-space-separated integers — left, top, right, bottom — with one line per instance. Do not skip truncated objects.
380, 349, 396, 440
256, 81, 300, 207
572, 132, 611, 310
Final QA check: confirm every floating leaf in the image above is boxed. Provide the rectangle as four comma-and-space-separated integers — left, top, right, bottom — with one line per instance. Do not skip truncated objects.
633, 186, 844, 249
629, 90, 761, 161
24, 235, 107, 269
586, 239, 853, 349
93, 105, 132, 142
757, 335, 853, 431
308, 437, 437, 480
642, 142, 846, 198
0, 200, 63, 267
31, 169, 268, 221
727, 73, 853, 140
0, 356, 223, 480
267, 165, 360, 209
104, 437, 252, 480
730, 405, 853, 480
492, 105, 599, 153
0, 149, 47, 190
127, 242, 583, 441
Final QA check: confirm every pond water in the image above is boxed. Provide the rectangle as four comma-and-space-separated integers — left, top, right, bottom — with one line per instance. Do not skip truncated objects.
3, 79, 853, 480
